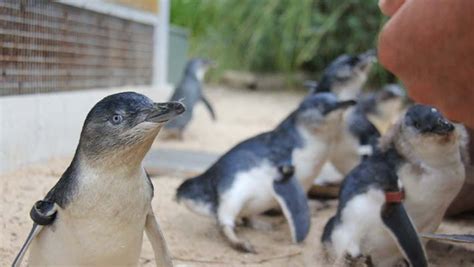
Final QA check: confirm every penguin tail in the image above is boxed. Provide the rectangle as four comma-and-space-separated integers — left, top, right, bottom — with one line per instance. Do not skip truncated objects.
176, 175, 216, 217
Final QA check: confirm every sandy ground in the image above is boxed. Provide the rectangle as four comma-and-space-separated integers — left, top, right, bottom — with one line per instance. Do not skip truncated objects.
1, 86, 473, 266
156, 86, 304, 153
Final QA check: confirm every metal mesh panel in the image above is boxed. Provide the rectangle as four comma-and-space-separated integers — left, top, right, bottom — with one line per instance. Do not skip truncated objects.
0, 0, 154, 96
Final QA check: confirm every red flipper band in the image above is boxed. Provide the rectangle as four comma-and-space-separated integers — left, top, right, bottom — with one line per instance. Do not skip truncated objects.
385, 190, 405, 203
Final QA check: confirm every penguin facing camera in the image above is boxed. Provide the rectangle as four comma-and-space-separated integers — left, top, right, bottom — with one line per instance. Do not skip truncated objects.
13, 92, 185, 267
322, 104, 467, 267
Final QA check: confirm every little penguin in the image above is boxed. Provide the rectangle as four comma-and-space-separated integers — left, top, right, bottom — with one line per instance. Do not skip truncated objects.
315, 85, 406, 186
12, 92, 185, 267
366, 84, 408, 134
309, 49, 376, 101
322, 104, 468, 267
176, 93, 355, 253
164, 58, 215, 139
306, 50, 376, 186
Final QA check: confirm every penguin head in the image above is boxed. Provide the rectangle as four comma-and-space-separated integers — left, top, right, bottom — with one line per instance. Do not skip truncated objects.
296, 93, 356, 131
404, 105, 454, 136
79, 92, 185, 159
185, 58, 215, 82
362, 84, 406, 124
400, 105, 459, 156
315, 49, 376, 100
377, 84, 405, 102
374, 84, 406, 122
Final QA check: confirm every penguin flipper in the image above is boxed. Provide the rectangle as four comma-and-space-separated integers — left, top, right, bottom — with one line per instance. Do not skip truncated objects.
271, 165, 310, 243
201, 95, 216, 120
12, 200, 57, 267
145, 211, 173, 267
381, 203, 428, 267
420, 233, 474, 244
12, 223, 43, 267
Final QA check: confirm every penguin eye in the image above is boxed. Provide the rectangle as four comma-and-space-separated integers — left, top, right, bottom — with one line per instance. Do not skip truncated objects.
111, 114, 123, 125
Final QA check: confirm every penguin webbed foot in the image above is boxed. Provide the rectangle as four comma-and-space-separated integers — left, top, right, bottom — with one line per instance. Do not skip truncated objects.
232, 240, 257, 254
343, 253, 373, 267
220, 224, 257, 254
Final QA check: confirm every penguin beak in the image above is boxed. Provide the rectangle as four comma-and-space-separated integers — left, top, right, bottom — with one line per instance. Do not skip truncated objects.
356, 49, 377, 69
145, 102, 186, 123
433, 119, 455, 135
324, 100, 357, 114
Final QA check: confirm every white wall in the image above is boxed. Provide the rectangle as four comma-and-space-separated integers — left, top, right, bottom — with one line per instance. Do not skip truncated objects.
0, 86, 172, 173
154, 0, 170, 86
0, 1, 173, 173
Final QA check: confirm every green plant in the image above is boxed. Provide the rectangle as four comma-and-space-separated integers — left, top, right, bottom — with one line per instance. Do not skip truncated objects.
171, 0, 395, 87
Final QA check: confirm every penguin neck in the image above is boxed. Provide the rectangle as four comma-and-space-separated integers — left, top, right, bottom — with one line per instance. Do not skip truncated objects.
395, 131, 461, 168
76, 131, 158, 177
336, 87, 361, 102
195, 69, 206, 82
315, 75, 332, 93
296, 123, 335, 145
187, 69, 205, 83
295, 113, 341, 144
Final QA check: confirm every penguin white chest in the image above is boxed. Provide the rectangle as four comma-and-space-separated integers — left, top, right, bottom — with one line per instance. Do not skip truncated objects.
28, 168, 153, 266
331, 188, 401, 266
293, 137, 330, 191
330, 130, 361, 175
400, 162, 465, 233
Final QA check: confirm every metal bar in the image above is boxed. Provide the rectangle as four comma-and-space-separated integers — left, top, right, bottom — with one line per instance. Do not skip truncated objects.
1, 42, 153, 60
0, 14, 153, 44
0, 0, 156, 96
0, 30, 153, 53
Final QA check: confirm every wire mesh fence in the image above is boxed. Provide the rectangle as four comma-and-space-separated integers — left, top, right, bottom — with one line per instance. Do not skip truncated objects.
0, 0, 154, 96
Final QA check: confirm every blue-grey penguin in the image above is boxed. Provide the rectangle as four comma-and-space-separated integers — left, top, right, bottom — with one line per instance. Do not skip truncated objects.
305, 50, 376, 186
322, 104, 468, 266
365, 84, 408, 134
176, 93, 356, 253
310, 49, 376, 101
12, 92, 185, 267
315, 85, 406, 186
164, 58, 215, 139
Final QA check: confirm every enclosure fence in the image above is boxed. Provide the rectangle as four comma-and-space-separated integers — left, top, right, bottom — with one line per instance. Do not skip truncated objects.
0, 0, 154, 96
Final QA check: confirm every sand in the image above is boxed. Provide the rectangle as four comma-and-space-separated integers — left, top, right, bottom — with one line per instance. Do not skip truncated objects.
1, 86, 473, 266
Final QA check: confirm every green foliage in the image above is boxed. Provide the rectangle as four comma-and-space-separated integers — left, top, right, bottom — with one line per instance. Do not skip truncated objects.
171, 0, 395, 87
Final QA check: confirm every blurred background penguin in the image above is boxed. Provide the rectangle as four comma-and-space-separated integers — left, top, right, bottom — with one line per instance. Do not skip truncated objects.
162, 58, 216, 140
